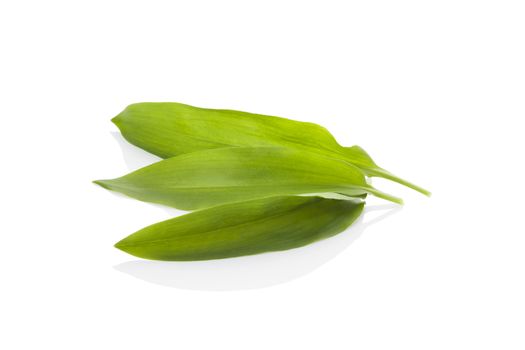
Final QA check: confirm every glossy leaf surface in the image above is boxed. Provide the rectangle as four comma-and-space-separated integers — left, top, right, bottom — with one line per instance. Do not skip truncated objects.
115, 196, 365, 261
94, 147, 401, 210
113, 102, 429, 195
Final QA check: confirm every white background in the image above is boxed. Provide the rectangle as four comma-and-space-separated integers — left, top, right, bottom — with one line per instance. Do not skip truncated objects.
1, 1, 524, 349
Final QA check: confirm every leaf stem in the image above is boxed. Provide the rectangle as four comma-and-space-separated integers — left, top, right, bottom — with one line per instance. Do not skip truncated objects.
366, 168, 431, 197
362, 186, 404, 205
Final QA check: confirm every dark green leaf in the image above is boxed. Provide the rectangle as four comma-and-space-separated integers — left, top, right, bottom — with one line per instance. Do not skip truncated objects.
115, 196, 365, 261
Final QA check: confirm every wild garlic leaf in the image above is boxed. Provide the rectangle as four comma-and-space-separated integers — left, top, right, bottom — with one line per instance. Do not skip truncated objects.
112, 102, 429, 196
114, 196, 365, 261
113, 102, 343, 159
94, 147, 401, 210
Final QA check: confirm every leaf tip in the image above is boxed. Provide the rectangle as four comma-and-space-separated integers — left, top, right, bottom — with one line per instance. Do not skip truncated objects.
92, 179, 113, 190
114, 239, 126, 251
111, 115, 122, 127
114, 238, 141, 258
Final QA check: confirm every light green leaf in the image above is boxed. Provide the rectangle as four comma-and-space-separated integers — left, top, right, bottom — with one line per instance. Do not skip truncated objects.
94, 147, 401, 210
115, 196, 365, 261
112, 102, 430, 196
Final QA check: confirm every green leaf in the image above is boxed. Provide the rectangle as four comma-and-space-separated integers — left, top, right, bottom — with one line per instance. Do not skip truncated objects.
94, 147, 402, 210
112, 102, 430, 196
114, 196, 365, 261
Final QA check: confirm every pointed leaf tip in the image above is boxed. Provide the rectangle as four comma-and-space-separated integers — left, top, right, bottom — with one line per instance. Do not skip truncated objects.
111, 115, 122, 126
114, 239, 127, 251
93, 179, 113, 190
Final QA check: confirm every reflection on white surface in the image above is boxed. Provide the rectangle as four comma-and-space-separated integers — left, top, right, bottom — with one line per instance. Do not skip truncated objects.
112, 131, 161, 170
114, 205, 399, 290
111, 132, 401, 290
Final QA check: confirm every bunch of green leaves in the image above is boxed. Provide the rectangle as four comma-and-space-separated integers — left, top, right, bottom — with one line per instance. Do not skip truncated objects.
95, 102, 429, 261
